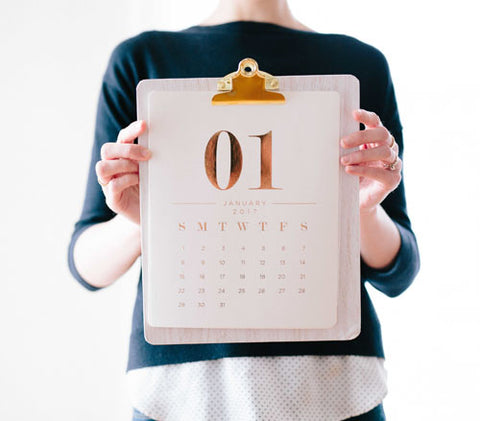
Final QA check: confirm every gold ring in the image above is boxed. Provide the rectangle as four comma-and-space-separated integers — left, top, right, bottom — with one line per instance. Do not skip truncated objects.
389, 135, 395, 148
383, 156, 398, 171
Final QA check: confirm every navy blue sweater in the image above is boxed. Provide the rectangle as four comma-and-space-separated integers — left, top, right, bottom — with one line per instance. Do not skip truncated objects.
68, 21, 420, 371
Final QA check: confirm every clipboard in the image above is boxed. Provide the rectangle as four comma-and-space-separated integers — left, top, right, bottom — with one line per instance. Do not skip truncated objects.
137, 58, 360, 345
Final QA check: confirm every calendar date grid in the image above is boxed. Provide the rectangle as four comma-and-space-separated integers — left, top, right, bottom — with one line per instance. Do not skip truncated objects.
175, 242, 310, 309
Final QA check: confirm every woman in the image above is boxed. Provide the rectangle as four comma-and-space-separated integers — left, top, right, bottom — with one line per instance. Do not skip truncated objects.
68, 0, 420, 419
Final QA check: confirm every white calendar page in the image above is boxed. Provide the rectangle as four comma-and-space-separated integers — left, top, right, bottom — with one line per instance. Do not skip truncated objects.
144, 90, 339, 329
138, 74, 360, 344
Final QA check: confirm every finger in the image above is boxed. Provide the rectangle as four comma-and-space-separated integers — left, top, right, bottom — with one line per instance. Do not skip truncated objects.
96, 158, 139, 184
353, 109, 382, 129
100, 142, 151, 161
345, 161, 402, 187
117, 120, 146, 144
392, 140, 399, 155
105, 173, 140, 198
341, 144, 396, 166
341, 126, 390, 149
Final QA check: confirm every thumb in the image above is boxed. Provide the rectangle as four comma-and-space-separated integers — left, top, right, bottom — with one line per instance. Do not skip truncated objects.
117, 120, 146, 144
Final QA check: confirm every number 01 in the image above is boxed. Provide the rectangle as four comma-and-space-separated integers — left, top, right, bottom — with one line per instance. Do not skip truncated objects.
204, 130, 280, 190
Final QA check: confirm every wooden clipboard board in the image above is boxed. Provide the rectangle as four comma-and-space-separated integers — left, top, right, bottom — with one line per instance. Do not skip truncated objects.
137, 59, 360, 345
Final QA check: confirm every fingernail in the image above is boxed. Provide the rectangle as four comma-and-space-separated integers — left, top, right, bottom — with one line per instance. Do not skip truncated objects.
134, 121, 143, 131
141, 148, 151, 158
341, 156, 350, 165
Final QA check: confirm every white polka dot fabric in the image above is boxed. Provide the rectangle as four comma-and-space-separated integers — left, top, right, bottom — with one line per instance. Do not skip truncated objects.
127, 355, 387, 421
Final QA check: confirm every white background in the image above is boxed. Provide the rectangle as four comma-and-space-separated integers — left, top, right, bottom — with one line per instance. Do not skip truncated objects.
0, 0, 478, 420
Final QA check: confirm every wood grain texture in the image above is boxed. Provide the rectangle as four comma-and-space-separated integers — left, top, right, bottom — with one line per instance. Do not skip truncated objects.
137, 75, 360, 344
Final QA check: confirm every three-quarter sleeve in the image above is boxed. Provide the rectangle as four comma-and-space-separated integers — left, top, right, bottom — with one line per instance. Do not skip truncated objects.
360, 51, 420, 297
68, 42, 137, 291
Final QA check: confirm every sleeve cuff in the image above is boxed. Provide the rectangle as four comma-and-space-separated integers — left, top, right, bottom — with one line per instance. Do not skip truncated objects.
67, 223, 103, 292
361, 221, 420, 297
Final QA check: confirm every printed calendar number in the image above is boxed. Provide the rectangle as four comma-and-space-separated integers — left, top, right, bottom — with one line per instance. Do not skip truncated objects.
172, 227, 317, 323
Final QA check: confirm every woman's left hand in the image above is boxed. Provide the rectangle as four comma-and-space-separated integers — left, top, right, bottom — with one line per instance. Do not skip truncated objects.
341, 109, 402, 214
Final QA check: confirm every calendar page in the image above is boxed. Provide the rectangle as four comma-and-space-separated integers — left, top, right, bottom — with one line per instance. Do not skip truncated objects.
142, 89, 340, 330
138, 74, 360, 344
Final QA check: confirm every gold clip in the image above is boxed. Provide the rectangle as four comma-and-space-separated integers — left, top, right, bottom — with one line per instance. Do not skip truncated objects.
212, 58, 285, 105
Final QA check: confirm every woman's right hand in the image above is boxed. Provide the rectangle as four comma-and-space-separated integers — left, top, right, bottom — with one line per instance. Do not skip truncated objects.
95, 120, 151, 225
